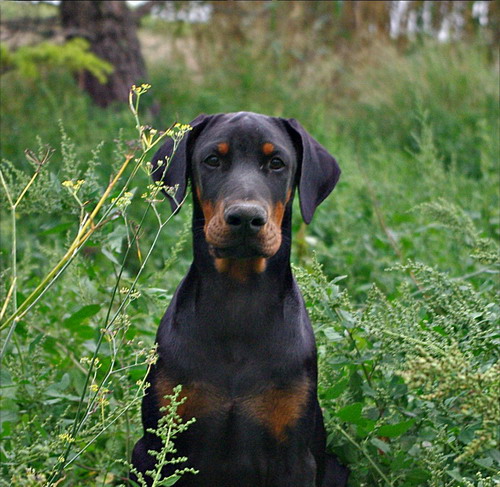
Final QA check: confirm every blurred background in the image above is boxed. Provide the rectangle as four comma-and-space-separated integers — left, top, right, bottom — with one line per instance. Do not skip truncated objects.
0, 2, 499, 486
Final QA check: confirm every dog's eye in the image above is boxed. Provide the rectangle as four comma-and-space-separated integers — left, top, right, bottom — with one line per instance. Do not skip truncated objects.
269, 158, 285, 171
203, 155, 221, 168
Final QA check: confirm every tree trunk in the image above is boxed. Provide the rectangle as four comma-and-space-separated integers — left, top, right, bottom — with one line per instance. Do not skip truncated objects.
60, 0, 146, 107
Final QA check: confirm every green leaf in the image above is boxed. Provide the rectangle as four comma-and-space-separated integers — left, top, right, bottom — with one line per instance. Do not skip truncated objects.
338, 309, 356, 328
29, 332, 44, 353
0, 369, 17, 399
405, 468, 430, 483
458, 423, 481, 443
63, 304, 101, 329
106, 225, 127, 253
475, 457, 493, 468
370, 437, 391, 453
489, 448, 500, 464
446, 469, 464, 482
41, 221, 74, 235
0, 398, 19, 427
101, 247, 120, 265
323, 379, 349, 400
377, 419, 415, 438
356, 419, 377, 437
161, 475, 180, 486
337, 402, 363, 423
323, 328, 343, 342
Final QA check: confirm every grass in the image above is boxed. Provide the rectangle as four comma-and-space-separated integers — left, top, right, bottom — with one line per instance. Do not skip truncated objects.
0, 26, 499, 487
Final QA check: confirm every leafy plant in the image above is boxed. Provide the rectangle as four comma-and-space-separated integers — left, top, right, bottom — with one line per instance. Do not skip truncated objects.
128, 385, 198, 487
0, 85, 193, 486
296, 201, 499, 486
1, 38, 113, 82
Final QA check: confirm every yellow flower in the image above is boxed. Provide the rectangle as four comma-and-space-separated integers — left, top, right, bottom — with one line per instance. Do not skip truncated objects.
58, 433, 75, 443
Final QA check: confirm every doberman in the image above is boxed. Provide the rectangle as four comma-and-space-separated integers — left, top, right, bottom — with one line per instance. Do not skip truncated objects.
131, 112, 349, 487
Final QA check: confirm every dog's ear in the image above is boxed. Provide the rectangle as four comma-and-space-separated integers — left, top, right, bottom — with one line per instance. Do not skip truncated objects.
151, 114, 211, 213
283, 118, 341, 224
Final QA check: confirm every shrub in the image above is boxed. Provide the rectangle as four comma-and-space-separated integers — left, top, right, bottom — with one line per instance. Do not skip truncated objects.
0, 86, 193, 486
296, 201, 499, 486
0, 38, 113, 82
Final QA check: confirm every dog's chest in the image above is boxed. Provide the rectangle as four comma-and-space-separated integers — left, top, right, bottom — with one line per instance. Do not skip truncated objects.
154, 312, 314, 446
152, 276, 316, 463
154, 368, 311, 441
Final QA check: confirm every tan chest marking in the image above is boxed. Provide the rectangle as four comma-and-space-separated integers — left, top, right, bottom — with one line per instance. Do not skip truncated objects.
156, 374, 311, 442
155, 373, 226, 419
241, 378, 311, 442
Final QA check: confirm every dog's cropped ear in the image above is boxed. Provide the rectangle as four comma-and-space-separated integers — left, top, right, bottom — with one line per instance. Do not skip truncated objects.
284, 118, 341, 224
151, 114, 211, 213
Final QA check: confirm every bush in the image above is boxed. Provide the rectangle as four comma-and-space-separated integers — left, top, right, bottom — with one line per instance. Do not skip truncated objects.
296, 201, 499, 485
0, 86, 194, 486
1, 38, 113, 82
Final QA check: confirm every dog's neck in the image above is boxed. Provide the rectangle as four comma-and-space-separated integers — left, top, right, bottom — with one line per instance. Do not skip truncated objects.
173, 201, 296, 339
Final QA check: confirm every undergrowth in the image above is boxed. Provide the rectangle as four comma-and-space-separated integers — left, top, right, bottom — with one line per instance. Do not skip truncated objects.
1, 86, 194, 486
295, 202, 499, 486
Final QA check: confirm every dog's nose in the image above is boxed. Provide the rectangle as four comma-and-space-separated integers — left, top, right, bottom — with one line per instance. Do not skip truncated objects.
224, 203, 267, 234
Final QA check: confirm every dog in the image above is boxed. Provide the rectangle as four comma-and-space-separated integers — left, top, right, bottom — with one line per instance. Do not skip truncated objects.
131, 112, 349, 486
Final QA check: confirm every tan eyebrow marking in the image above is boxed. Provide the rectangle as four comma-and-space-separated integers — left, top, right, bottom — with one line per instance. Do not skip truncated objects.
217, 142, 229, 155
262, 143, 275, 155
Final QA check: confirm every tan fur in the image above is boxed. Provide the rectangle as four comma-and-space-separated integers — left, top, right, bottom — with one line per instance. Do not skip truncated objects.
242, 378, 311, 442
156, 373, 311, 442
155, 375, 225, 420
214, 257, 267, 282
217, 142, 229, 155
262, 142, 275, 155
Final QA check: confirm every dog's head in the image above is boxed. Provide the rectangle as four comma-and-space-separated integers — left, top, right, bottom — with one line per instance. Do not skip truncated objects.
151, 112, 340, 269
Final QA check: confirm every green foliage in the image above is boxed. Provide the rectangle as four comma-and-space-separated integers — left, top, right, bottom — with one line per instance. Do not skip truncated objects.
416, 199, 500, 266
0, 38, 113, 83
295, 205, 499, 486
337, 41, 498, 177
0, 0, 57, 20
128, 385, 198, 487
0, 87, 194, 486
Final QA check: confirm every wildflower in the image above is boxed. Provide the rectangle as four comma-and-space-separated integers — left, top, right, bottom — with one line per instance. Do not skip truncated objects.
130, 289, 141, 300
165, 184, 179, 198
62, 179, 85, 193
58, 433, 75, 443
131, 83, 151, 95
112, 191, 133, 210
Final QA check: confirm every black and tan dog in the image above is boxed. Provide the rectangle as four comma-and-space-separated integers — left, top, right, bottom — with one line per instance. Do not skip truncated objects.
131, 112, 349, 487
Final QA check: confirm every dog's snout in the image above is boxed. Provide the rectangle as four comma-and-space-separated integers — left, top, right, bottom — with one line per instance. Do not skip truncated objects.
224, 203, 267, 234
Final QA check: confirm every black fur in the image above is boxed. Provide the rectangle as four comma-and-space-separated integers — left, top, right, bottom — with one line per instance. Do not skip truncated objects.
132, 112, 348, 486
